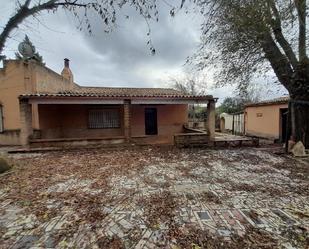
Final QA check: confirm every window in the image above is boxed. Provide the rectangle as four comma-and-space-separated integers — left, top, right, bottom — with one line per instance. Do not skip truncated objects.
0, 105, 3, 133
88, 109, 120, 129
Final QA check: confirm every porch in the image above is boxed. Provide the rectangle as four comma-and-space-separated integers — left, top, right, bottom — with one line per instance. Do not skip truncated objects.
19, 94, 216, 147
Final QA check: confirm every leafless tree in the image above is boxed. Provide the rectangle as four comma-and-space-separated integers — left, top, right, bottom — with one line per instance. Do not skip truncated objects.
171, 73, 206, 121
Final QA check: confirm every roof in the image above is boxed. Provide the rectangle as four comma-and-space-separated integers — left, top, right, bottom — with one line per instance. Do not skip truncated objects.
245, 96, 289, 107
20, 86, 214, 100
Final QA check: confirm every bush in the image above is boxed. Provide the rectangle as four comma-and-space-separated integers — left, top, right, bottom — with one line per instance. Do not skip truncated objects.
0, 157, 11, 174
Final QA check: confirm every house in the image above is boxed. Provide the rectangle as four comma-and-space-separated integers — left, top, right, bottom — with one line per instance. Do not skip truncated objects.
244, 96, 289, 142
0, 59, 216, 147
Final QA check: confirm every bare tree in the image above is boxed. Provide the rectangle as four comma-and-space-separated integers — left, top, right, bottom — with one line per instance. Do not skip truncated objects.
170, 73, 206, 122
189, 0, 309, 147
0, 0, 171, 58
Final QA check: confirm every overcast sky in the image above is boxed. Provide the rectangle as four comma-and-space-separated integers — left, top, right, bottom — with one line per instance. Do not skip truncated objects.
1, 1, 287, 103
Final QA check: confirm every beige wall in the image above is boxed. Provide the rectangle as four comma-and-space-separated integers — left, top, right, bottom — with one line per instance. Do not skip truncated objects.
0, 60, 74, 145
38, 104, 124, 139
245, 104, 288, 139
33, 64, 74, 93
131, 104, 188, 144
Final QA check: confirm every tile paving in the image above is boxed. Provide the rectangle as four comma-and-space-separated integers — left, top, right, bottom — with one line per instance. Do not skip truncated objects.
0, 147, 308, 248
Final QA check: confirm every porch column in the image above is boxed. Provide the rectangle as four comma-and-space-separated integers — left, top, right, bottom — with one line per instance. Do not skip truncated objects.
19, 98, 33, 146
123, 100, 131, 142
206, 99, 216, 140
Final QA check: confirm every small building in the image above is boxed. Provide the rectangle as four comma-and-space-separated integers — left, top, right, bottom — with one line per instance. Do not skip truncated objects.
219, 113, 233, 132
0, 59, 216, 147
244, 96, 289, 142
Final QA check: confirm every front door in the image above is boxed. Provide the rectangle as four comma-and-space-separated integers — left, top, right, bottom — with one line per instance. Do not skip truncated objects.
145, 108, 158, 135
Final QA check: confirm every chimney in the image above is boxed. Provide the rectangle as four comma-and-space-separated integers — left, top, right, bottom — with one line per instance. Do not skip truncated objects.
61, 58, 73, 84
64, 58, 70, 68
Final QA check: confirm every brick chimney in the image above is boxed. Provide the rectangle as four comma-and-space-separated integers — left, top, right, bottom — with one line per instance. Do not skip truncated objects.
61, 58, 73, 83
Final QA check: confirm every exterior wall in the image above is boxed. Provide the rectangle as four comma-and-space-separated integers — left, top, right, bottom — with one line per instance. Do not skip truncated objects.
33, 63, 74, 93
0, 60, 74, 145
245, 104, 288, 139
131, 104, 188, 144
0, 61, 26, 144
38, 104, 124, 139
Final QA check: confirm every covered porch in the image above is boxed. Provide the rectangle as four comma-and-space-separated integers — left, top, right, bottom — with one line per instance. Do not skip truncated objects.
19, 94, 216, 147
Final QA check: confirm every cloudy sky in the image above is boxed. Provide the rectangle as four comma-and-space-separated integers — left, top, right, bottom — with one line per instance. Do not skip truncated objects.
1, 1, 286, 102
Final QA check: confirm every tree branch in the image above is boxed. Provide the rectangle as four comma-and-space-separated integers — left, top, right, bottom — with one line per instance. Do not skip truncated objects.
261, 32, 294, 91
295, 0, 307, 61
0, 0, 97, 56
267, 0, 298, 69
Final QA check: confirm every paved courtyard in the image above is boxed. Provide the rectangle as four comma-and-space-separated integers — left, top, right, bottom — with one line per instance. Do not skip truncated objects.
0, 146, 308, 249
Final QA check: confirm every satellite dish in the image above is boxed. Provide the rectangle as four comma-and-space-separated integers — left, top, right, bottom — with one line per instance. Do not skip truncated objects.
18, 41, 34, 58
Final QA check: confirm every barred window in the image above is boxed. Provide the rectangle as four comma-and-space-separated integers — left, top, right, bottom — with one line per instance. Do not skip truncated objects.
88, 109, 120, 129
0, 105, 3, 133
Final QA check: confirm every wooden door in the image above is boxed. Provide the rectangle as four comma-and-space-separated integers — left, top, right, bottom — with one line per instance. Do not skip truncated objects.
145, 108, 158, 135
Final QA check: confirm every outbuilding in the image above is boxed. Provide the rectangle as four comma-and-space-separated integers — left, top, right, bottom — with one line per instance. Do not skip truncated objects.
244, 96, 289, 142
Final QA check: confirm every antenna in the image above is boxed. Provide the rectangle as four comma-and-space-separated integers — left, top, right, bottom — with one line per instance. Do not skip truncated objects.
18, 41, 34, 59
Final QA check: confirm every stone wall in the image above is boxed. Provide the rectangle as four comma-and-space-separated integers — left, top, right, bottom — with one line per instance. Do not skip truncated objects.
174, 133, 210, 147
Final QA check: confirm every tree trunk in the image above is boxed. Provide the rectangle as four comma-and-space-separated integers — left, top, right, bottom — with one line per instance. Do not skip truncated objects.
289, 66, 309, 148
290, 98, 309, 148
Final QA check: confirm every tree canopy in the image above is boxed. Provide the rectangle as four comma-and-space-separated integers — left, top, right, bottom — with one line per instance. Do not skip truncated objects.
217, 97, 249, 114
191, 0, 309, 147
191, 0, 308, 95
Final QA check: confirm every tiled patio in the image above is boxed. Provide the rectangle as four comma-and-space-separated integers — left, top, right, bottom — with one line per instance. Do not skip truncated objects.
0, 147, 308, 248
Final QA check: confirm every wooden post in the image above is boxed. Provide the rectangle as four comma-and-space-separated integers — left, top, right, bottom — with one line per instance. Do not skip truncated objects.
206, 99, 216, 140
123, 100, 131, 142
19, 98, 33, 146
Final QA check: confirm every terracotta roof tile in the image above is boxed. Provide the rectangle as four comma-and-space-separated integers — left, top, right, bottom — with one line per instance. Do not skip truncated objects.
20, 86, 214, 100
69, 86, 190, 97
246, 96, 289, 107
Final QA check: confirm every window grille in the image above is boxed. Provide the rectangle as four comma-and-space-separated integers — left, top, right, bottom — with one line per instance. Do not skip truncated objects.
0, 106, 3, 132
88, 109, 120, 129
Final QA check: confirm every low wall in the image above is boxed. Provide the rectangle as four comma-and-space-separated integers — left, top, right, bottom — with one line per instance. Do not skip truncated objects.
174, 133, 210, 147
0, 130, 20, 145
187, 121, 205, 130
30, 136, 126, 148
131, 135, 174, 145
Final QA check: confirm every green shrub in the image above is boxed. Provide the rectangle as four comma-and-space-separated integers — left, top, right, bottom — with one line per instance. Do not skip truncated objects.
0, 157, 11, 174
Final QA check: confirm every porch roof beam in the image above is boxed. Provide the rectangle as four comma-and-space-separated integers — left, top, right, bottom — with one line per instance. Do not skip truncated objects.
131, 99, 211, 105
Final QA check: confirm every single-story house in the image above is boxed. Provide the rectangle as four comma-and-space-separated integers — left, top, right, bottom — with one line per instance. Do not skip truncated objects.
0, 59, 216, 147
244, 96, 289, 142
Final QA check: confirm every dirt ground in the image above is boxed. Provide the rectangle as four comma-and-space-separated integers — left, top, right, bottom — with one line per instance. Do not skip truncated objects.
0, 146, 308, 249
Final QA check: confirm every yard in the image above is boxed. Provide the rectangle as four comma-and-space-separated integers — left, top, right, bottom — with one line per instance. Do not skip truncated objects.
0, 146, 308, 249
